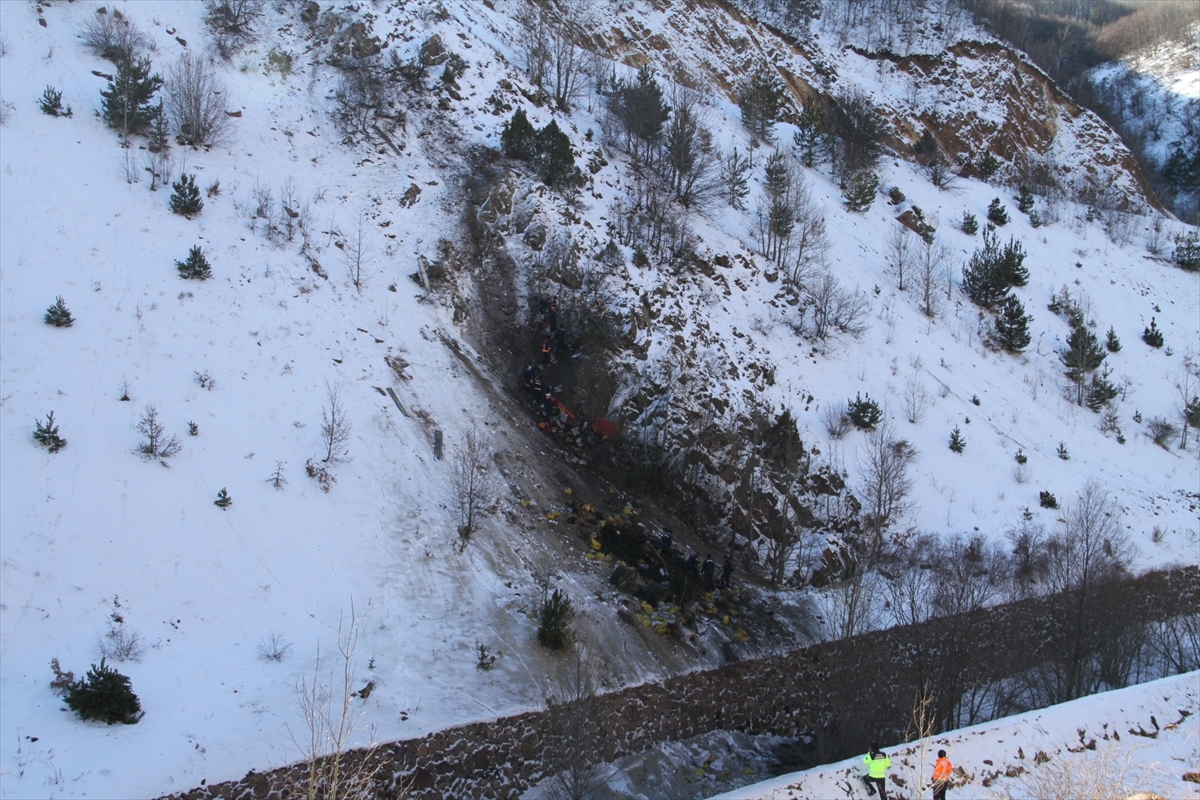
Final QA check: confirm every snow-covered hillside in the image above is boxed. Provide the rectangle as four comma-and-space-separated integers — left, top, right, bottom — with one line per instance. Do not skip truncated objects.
0, 0, 1197, 798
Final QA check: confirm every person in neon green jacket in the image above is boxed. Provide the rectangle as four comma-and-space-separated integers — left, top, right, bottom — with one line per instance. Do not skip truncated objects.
863, 743, 892, 799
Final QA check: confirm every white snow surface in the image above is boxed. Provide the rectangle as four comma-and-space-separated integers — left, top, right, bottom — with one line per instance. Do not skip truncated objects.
0, 1, 1197, 798
716, 670, 1200, 800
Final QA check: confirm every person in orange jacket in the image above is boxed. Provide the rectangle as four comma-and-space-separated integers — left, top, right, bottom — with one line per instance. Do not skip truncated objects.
931, 749, 953, 800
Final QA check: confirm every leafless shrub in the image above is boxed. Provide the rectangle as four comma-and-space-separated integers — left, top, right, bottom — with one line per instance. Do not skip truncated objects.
81, 10, 150, 62
166, 53, 231, 148
97, 625, 146, 662
305, 458, 336, 492
884, 224, 914, 291
986, 741, 1174, 800
857, 418, 916, 550
902, 375, 928, 423
258, 630, 294, 662
204, 0, 265, 59
804, 270, 868, 339
540, 644, 613, 799
194, 369, 216, 390
1012, 463, 1030, 484
821, 402, 850, 439
1146, 416, 1176, 449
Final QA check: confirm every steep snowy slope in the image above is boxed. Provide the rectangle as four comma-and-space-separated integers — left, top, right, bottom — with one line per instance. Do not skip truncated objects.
0, 0, 1196, 798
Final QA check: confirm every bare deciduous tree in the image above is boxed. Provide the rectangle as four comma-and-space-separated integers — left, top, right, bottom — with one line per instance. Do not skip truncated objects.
286, 605, 390, 800
902, 375, 929, 424
321, 384, 352, 464
857, 418, 916, 552
166, 53, 231, 148
917, 236, 948, 318
541, 645, 611, 799
804, 270, 868, 340
343, 215, 372, 292
884, 224, 914, 292
204, 0, 265, 59
451, 424, 495, 549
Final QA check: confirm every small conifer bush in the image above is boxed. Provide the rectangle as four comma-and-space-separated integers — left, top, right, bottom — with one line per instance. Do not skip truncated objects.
44, 296, 74, 327
39, 86, 71, 117
959, 211, 978, 235
846, 393, 882, 431
170, 173, 204, 217
176, 246, 212, 280
33, 411, 67, 452
1172, 230, 1199, 272
977, 152, 1000, 181
1057, 442, 1070, 460
1017, 185, 1034, 214
537, 588, 575, 650
62, 659, 142, 724
1015, 448, 1027, 464
1039, 490, 1058, 509
843, 172, 879, 213
1142, 318, 1164, 348
949, 426, 966, 453
1105, 327, 1121, 352
214, 487, 232, 509
987, 197, 1009, 226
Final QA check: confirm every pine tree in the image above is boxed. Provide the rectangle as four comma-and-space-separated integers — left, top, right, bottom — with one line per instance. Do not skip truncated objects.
534, 120, 579, 187
147, 102, 169, 154
39, 85, 70, 117
214, 487, 232, 509
977, 151, 1000, 181
1142, 317, 1164, 348
500, 107, 537, 161
763, 149, 791, 199
738, 65, 784, 145
175, 245, 212, 280
1172, 230, 1200, 272
101, 55, 163, 136
914, 129, 939, 166
44, 296, 74, 327
33, 411, 67, 452
998, 235, 1029, 287
720, 147, 751, 209
961, 226, 1007, 309
170, 174, 203, 217
537, 588, 575, 650
987, 197, 1009, 226
793, 95, 826, 167
960, 211, 978, 235
1105, 326, 1121, 352
994, 292, 1032, 353
1085, 366, 1118, 412
842, 172, 879, 212
63, 659, 142, 724
1017, 185, 1035, 214
1060, 324, 1107, 406
949, 426, 966, 453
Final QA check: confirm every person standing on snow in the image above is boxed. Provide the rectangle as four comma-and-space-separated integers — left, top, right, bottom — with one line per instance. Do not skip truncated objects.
930, 749, 952, 800
863, 743, 891, 799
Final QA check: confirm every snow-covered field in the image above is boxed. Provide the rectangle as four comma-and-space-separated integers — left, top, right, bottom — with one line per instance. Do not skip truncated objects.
0, 1, 1196, 798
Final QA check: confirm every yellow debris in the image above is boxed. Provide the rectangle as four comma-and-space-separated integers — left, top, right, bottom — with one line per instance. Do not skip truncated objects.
722, 615, 730, 625
545, 511, 560, 520
654, 624, 670, 636
563, 487, 573, 495
519, 499, 532, 507
640, 601, 654, 614
734, 628, 750, 642
590, 537, 602, 550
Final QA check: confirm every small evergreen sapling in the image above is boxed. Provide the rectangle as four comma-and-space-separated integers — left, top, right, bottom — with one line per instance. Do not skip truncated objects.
100, 55, 162, 136
537, 588, 575, 650
170, 173, 204, 217
949, 426, 965, 453
1016, 185, 1034, 214
1039, 490, 1058, 509
44, 296, 75, 327
1057, 441, 1070, 460
1015, 448, 1027, 464
1105, 327, 1121, 352
39, 85, 71, 117
977, 152, 1000, 181
1171, 230, 1199, 272
843, 172, 879, 213
987, 198, 1009, 226
175, 245, 212, 280
1142, 317, 1164, 348
33, 411, 67, 452
959, 211, 978, 235
214, 487, 232, 509
62, 658, 142, 724
994, 293, 1032, 353
846, 393, 882, 431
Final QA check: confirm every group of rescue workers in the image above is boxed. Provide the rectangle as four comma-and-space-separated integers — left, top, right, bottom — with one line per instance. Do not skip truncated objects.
863, 744, 953, 800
